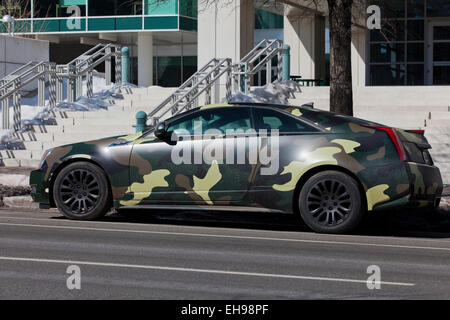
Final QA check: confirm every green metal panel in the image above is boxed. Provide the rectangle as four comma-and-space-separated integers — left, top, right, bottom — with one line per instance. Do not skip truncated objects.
179, 16, 197, 31
116, 17, 142, 30
59, 18, 86, 32
0, 22, 6, 33
60, 0, 86, 5
144, 16, 178, 30
145, 0, 178, 15
255, 8, 283, 29
33, 19, 60, 32
13, 20, 32, 33
179, 0, 197, 18
88, 18, 115, 31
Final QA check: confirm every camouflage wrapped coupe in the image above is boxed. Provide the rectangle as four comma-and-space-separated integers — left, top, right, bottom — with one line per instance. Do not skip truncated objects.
30, 103, 443, 234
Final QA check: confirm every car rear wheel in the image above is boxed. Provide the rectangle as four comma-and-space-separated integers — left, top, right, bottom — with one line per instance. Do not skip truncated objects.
298, 171, 363, 234
53, 162, 111, 220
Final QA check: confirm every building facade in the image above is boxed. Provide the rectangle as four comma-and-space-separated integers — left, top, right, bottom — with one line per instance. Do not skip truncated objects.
0, 0, 449, 88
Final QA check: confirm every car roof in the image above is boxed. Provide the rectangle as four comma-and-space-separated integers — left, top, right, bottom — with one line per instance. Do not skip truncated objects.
166, 102, 385, 132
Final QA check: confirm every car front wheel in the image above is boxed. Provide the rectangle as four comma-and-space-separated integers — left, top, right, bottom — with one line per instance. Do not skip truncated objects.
298, 170, 364, 234
53, 162, 111, 220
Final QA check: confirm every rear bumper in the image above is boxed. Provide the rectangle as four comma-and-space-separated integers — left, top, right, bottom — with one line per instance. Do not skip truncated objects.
406, 162, 443, 207
373, 162, 443, 211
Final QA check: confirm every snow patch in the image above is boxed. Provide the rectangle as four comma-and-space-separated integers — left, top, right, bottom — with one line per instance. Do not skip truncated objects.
0, 174, 29, 187
0, 74, 138, 145
229, 80, 302, 105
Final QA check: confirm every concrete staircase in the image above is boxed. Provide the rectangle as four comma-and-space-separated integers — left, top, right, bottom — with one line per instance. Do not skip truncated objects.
2, 84, 449, 184
0, 86, 176, 168
289, 86, 450, 184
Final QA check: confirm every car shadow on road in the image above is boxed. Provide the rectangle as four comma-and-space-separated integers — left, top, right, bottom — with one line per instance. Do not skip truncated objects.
86, 206, 450, 240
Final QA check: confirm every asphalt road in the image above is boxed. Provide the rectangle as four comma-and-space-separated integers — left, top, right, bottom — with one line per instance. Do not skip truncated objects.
0, 208, 449, 299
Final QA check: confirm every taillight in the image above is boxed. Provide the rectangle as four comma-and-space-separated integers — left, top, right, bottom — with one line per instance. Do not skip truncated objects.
374, 127, 407, 161
406, 129, 425, 135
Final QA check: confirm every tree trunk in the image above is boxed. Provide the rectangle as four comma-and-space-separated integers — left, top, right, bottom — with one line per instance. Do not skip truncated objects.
327, 0, 353, 116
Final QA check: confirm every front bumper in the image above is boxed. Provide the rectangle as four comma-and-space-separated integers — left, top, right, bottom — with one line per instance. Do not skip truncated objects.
30, 168, 51, 206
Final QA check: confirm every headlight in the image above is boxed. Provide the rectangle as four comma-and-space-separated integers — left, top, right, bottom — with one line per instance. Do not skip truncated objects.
39, 148, 54, 169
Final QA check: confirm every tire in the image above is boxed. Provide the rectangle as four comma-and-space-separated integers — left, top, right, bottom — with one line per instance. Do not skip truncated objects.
298, 170, 363, 234
53, 162, 111, 220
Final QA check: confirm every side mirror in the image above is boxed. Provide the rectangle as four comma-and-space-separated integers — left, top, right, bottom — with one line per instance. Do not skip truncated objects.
154, 122, 167, 140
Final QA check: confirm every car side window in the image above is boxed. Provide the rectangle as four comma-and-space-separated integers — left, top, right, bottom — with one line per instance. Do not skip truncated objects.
253, 108, 318, 133
167, 107, 252, 136
167, 112, 217, 136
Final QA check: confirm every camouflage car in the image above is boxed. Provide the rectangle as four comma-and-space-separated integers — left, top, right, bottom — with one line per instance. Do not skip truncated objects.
30, 103, 443, 234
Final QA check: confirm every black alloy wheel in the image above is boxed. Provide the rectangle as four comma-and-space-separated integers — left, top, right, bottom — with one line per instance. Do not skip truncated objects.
299, 171, 363, 234
53, 162, 110, 220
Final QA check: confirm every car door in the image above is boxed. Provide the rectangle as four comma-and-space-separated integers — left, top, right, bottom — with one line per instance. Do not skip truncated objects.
248, 107, 321, 209
126, 106, 255, 206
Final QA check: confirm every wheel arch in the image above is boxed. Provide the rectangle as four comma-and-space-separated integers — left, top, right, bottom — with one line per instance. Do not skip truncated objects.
48, 158, 113, 208
292, 165, 368, 216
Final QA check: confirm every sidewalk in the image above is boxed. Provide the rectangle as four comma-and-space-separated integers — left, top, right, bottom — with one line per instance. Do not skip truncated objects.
0, 167, 34, 176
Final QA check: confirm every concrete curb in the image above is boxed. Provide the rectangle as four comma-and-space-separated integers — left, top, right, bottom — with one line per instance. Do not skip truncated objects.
3, 196, 39, 209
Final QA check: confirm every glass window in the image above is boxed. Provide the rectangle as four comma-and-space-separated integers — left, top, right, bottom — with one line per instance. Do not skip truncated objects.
371, 43, 405, 63
370, 29, 385, 42
167, 108, 252, 136
407, 0, 425, 18
407, 43, 424, 62
155, 56, 182, 87
433, 66, 450, 84
34, 0, 86, 18
370, 20, 405, 42
182, 56, 197, 82
88, 0, 141, 16
434, 26, 450, 40
370, 64, 406, 86
407, 64, 424, 85
433, 43, 450, 61
255, 9, 284, 29
253, 108, 317, 133
371, 0, 405, 18
180, 0, 197, 18
407, 20, 424, 40
427, 0, 450, 17
145, 0, 177, 15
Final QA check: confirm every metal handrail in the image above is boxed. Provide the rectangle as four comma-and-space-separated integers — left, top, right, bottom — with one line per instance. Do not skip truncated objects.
145, 39, 286, 127
0, 61, 38, 79
147, 58, 232, 125
0, 62, 46, 93
232, 39, 284, 94
66, 43, 106, 66
72, 44, 116, 73
172, 60, 233, 117
147, 58, 218, 116
1, 43, 122, 131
